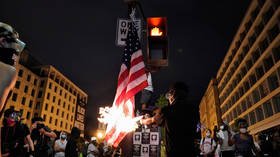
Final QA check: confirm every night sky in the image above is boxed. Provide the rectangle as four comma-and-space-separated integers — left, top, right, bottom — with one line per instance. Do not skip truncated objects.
1, 0, 250, 131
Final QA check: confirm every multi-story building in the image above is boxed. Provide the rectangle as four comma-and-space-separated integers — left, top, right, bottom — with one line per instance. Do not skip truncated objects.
199, 78, 221, 134
215, 0, 280, 135
3, 50, 88, 133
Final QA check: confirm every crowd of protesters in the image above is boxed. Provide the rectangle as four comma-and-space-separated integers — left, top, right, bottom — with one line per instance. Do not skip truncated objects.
1, 107, 121, 157
199, 118, 280, 157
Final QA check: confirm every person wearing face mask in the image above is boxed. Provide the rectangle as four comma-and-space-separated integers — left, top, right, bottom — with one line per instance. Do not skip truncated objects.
141, 82, 196, 157
1, 108, 33, 157
232, 118, 259, 157
200, 129, 216, 157
54, 132, 68, 157
216, 122, 235, 157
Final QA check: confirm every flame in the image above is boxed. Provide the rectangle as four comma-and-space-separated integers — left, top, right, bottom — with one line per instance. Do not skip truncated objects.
98, 106, 143, 145
151, 27, 163, 36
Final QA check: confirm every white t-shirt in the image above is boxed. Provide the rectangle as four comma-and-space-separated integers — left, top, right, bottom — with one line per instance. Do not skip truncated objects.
87, 143, 99, 157
219, 130, 235, 151
200, 137, 216, 154
54, 139, 67, 157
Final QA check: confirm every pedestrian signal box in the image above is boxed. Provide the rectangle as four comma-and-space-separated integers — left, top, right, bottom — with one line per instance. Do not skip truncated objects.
147, 17, 168, 67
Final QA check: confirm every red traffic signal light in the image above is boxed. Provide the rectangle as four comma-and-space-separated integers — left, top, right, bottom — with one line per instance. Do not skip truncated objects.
147, 17, 168, 67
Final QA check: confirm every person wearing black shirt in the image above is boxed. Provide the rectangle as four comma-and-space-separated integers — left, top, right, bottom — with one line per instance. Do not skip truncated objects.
1, 108, 31, 157
65, 127, 81, 157
141, 82, 196, 157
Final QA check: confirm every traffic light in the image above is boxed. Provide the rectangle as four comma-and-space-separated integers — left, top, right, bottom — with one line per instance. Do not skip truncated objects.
147, 17, 168, 67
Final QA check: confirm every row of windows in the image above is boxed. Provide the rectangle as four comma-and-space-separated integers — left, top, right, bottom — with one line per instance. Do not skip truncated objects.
217, 0, 268, 84
219, 26, 280, 105
222, 67, 280, 123
18, 69, 46, 88
45, 93, 75, 111
43, 114, 73, 130
44, 103, 74, 121
224, 94, 280, 127
48, 82, 76, 104
48, 72, 81, 100
15, 81, 37, 97
218, 4, 278, 94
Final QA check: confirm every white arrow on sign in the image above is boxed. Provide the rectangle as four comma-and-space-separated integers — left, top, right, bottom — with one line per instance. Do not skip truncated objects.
116, 18, 141, 46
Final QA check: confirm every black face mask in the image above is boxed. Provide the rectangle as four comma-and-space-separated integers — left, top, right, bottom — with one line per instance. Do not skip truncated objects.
0, 47, 18, 66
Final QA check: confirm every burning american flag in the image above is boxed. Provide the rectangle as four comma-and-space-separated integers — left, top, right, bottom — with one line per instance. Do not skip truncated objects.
98, 19, 148, 147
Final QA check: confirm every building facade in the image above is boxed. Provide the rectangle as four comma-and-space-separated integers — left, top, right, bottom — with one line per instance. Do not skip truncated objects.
215, 0, 280, 135
199, 78, 221, 134
3, 50, 88, 133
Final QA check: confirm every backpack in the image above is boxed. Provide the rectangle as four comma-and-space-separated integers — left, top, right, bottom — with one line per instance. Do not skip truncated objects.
202, 137, 213, 146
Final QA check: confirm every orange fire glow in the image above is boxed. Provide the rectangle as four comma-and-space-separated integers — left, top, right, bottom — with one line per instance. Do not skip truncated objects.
151, 27, 163, 36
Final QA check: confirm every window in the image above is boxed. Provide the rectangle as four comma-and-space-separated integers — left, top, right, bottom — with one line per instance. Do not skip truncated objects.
49, 117, 52, 124
18, 69, 23, 77
45, 103, 48, 111
37, 91, 43, 98
72, 107, 75, 112
246, 59, 253, 70
29, 100, 33, 108
259, 38, 269, 52
60, 121, 63, 127
252, 89, 260, 104
71, 116, 73, 122
24, 86, 28, 93
54, 86, 57, 92
66, 113, 69, 120
263, 101, 274, 118
249, 111, 256, 125
15, 81, 20, 89
259, 81, 269, 98
34, 79, 38, 85
55, 119, 58, 125
252, 50, 260, 63
244, 81, 250, 92
246, 96, 253, 108
262, 7, 274, 24
64, 93, 67, 99
53, 96, 56, 103
68, 104, 70, 110
31, 89, 35, 97
65, 123, 68, 130
27, 74, 31, 82
268, 73, 279, 91
12, 93, 18, 101
51, 106, 54, 113
59, 90, 62, 96
256, 106, 264, 122
256, 66, 265, 79
272, 46, 280, 63
249, 73, 257, 86
36, 102, 40, 110
21, 97, 26, 105
49, 82, 52, 89
263, 55, 274, 72
43, 115, 46, 121
56, 109, 59, 115
25, 112, 30, 120
63, 102, 66, 108
47, 93, 50, 100
241, 101, 248, 112
268, 24, 280, 42
40, 80, 45, 88
58, 99, 61, 106
62, 111, 64, 118
272, 95, 280, 113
